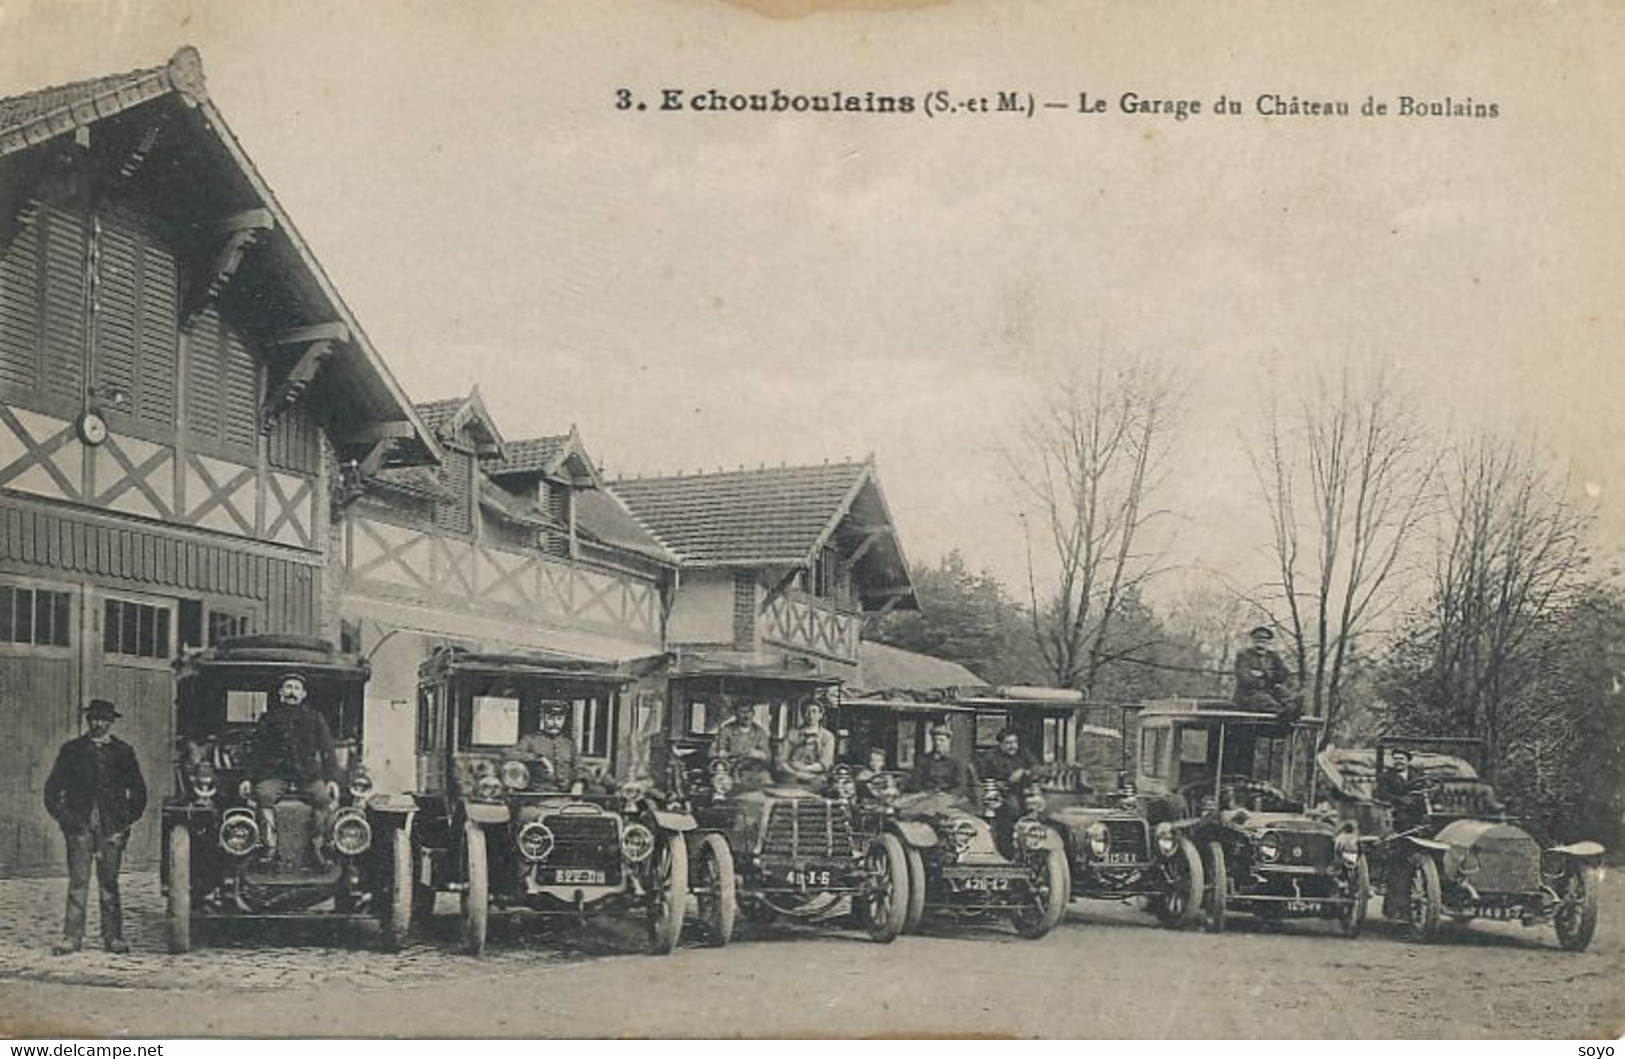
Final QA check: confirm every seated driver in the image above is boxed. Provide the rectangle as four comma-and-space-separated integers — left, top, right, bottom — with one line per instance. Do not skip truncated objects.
1376, 747, 1431, 830
777, 699, 836, 786
854, 745, 890, 783
517, 700, 577, 790
908, 723, 979, 803
710, 698, 772, 764
249, 673, 340, 859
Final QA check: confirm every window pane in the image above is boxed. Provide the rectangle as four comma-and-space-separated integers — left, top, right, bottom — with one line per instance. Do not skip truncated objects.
14, 589, 32, 643
470, 696, 520, 746
0, 586, 13, 643
155, 609, 170, 657
121, 601, 138, 654
103, 601, 119, 653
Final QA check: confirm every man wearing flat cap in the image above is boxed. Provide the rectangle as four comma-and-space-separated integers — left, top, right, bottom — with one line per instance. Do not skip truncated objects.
1233, 625, 1295, 717
44, 699, 147, 955
249, 672, 340, 859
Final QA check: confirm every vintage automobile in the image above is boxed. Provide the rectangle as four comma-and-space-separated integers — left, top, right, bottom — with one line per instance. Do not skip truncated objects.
1137, 699, 1368, 936
411, 647, 699, 955
858, 774, 1072, 939
677, 754, 910, 942
161, 635, 412, 953
1033, 767, 1204, 929
1318, 737, 1603, 950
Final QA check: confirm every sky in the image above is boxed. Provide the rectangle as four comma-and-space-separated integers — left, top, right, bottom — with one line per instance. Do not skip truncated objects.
3, 0, 1621, 607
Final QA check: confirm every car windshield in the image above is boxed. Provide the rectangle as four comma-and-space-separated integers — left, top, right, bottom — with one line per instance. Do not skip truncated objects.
1175, 719, 1317, 801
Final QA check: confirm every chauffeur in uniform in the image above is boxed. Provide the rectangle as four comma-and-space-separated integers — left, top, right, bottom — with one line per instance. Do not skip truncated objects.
909, 723, 978, 801
518, 700, 579, 789
249, 673, 341, 859
44, 699, 147, 955
1233, 625, 1296, 718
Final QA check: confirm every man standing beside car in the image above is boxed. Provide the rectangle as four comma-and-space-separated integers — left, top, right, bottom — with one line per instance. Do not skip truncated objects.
43, 699, 147, 955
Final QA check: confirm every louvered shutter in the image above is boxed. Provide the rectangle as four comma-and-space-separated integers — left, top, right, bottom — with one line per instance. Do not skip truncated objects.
186, 307, 223, 440
221, 323, 257, 450
434, 450, 472, 535
39, 205, 85, 404
95, 212, 179, 432
0, 203, 41, 391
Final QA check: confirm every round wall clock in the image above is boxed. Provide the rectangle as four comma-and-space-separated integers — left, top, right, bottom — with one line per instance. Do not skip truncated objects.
75, 409, 109, 446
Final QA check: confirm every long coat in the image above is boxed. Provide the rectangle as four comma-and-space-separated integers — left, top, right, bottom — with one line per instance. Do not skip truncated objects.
44, 735, 147, 835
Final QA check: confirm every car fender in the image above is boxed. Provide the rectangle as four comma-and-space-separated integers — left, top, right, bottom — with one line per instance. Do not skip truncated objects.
1548, 840, 1605, 862
889, 819, 939, 849
651, 808, 696, 833
1399, 835, 1450, 856
463, 802, 510, 825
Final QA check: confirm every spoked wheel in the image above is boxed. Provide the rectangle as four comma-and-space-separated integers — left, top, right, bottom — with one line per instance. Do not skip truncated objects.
1202, 840, 1228, 934
166, 823, 192, 955
646, 831, 689, 955
461, 821, 489, 956
1405, 853, 1441, 943
1338, 854, 1370, 939
691, 832, 736, 947
901, 844, 926, 934
381, 827, 413, 952
1011, 838, 1071, 939
1554, 863, 1600, 952
857, 834, 909, 943
1154, 836, 1205, 929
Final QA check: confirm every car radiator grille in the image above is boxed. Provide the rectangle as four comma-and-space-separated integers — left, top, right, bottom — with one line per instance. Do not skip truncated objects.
1105, 818, 1149, 856
761, 800, 854, 860
1269, 831, 1334, 870
1467, 835, 1541, 893
543, 813, 620, 868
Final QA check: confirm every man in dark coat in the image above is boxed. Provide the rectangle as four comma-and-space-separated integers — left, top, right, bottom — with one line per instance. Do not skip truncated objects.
909, 723, 979, 802
43, 699, 146, 955
517, 700, 579, 790
1233, 625, 1296, 718
249, 673, 341, 857
978, 727, 1038, 787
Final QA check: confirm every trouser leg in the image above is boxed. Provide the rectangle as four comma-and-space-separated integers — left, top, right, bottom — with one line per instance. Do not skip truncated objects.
303, 779, 333, 855
94, 830, 127, 943
252, 777, 288, 850
61, 830, 93, 941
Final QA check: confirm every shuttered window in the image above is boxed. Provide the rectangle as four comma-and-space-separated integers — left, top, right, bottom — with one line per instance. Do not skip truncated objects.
0, 200, 85, 413
186, 306, 260, 458
0, 204, 42, 392
434, 449, 473, 536
267, 404, 320, 474
39, 205, 86, 406
94, 211, 177, 435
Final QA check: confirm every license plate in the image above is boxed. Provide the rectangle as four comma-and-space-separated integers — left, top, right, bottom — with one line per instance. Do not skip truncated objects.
1286, 900, 1321, 913
787, 869, 832, 888
552, 868, 605, 885
1105, 852, 1139, 865
962, 876, 1011, 892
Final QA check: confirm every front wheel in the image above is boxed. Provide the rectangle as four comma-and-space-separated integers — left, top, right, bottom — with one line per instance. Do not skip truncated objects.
1202, 840, 1228, 934
1011, 840, 1071, 939
691, 832, 736, 947
901, 844, 926, 934
1339, 854, 1370, 938
1555, 863, 1600, 952
857, 834, 909, 943
1155, 837, 1205, 929
166, 823, 192, 955
461, 821, 489, 956
1405, 852, 1441, 943
381, 827, 412, 952
646, 832, 689, 955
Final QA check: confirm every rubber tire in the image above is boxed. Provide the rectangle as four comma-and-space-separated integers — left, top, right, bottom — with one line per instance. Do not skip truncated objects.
646, 831, 689, 955
1203, 840, 1228, 934
692, 832, 736, 947
858, 833, 909, 943
381, 827, 413, 951
1339, 854, 1370, 938
166, 823, 192, 955
1011, 841, 1071, 939
1406, 853, 1441, 943
1155, 837, 1205, 929
461, 821, 489, 956
901, 844, 927, 935
1555, 863, 1600, 952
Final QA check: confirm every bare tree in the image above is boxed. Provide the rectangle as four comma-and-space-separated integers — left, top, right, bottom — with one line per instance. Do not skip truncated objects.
1249, 359, 1437, 742
1417, 436, 1590, 762
1010, 355, 1181, 695
1162, 579, 1251, 697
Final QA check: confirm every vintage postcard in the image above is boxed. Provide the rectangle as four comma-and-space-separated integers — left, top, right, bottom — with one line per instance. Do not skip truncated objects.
0, 0, 1619, 1041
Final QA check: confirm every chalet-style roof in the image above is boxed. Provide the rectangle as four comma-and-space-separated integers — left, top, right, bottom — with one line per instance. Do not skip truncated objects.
486, 427, 603, 487
412, 388, 505, 458
0, 47, 441, 466
611, 457, 917, 610
575, 487, 676, 565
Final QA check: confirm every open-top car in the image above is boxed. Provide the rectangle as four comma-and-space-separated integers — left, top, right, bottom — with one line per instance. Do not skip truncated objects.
412, 647, 697, 955
162, 635, 411, 953
1032, 766, 1204, 929
676, 754, 909, 942
1137, 699, 1367, 937
858, 774, 1071, 939
1318, 737, 1603, 950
